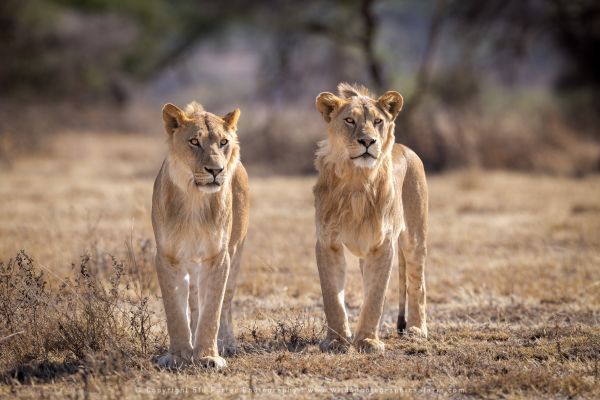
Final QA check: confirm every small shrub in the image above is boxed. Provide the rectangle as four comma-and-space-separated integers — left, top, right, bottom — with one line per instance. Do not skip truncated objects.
272, 314, 325, 352
0, 249, 166, 384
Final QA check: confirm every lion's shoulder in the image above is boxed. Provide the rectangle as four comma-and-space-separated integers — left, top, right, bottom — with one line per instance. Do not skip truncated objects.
393, 143, 425, 177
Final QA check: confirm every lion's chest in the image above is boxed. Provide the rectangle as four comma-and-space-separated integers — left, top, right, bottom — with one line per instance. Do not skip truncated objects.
320, 187, 403, 258
340, 225, 384, 258
339, 206, 392, 258
164, 225, 225, 266
158, 202, 230, 267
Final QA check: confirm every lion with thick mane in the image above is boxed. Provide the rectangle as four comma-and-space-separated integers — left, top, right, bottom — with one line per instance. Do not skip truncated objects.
314, 83, 428, 353
152, 101, 249, 369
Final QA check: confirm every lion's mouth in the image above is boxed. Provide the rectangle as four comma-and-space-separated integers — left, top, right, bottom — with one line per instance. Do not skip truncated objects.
195, 181, 221, 187
351, 152, 377, 160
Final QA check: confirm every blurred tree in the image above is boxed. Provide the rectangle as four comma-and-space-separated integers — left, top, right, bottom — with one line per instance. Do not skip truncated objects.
300, 0, 387, 91
1, 0, 599, 124
147, 0, 258, 73
0, 0, 169, 102
445, 0, 600, 132
391, 0, 600, 171
407, 0, 446, 111
0, 0, 273, 102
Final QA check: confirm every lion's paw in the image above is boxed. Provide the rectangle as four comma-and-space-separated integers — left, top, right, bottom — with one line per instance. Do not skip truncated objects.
157, 353, 189, 369
319, 338, 351, 354
355, 338, 385, 354
405, 326, 428, 339
196, 355, 227, 369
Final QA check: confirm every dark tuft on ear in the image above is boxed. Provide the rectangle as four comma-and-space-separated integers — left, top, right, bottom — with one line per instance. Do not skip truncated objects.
223, 108, 241, 131
162, 103, 186, 135
377, 91, 404, 120
316, 92, 342, 123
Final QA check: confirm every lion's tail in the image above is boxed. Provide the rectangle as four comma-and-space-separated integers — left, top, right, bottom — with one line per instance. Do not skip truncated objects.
397, 247, 407, 333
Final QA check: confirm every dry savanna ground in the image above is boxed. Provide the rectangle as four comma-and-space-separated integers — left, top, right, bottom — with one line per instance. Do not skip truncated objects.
0, 132, 599, 399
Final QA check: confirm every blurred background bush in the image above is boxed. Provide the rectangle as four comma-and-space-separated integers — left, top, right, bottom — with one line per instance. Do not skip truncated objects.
1, 0, 599, 175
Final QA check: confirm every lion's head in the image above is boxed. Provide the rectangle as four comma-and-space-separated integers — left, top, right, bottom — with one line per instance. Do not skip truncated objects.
315, 83, 403, 169
162, 101, 240, 194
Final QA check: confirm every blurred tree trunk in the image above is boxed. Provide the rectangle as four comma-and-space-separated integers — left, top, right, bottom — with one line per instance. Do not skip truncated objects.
302, 0, 386, 91
396, 0, 448, 172
360, 0, 385, 91
406, 0, 446, 113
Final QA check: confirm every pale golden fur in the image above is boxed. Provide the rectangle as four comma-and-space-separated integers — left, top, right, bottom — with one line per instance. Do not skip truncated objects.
152, 101, 249, 369
314, 83, 428, 353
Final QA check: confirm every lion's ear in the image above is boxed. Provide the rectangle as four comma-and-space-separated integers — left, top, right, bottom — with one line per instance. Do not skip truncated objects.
162, 103, 186, 135
223, 108, 241, 131
377, 91, 404, 120
316, 92, 342, 123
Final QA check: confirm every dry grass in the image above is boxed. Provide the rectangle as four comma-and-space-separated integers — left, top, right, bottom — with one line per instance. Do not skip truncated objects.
0, 133, 599, 399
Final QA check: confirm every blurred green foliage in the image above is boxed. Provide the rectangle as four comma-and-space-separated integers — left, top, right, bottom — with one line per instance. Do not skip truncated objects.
51, 0, 168, 72
0, 0, 269, 101
1, 0, 166, 100
1, 0, 599, 120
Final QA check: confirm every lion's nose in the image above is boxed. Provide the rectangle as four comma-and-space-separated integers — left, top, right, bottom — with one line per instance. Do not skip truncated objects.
357, 137, 376, 148
204, 166, 224, 177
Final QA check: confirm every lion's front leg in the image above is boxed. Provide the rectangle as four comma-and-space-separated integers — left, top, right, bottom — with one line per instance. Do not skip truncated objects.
155, 256, 193, 368
188, 268, 200, 345
354, 239, 395, 354
316, 240, 352, 353
193, 251, 230, 369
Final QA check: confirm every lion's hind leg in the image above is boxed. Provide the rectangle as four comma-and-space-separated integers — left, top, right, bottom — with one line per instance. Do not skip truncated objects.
218, 243, 244, 356
398, 150, 428, 339
399, 231, 427, 338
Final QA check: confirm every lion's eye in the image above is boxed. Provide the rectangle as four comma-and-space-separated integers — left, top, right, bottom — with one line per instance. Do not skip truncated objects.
344, 117, 355, 125
220, 139, 229, 147
374, 118, 383, 125
189, 138, 200, 147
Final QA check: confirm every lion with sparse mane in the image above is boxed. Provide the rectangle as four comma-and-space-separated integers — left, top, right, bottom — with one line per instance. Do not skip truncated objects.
314, 83, 428, 353
152, 101, 249, 369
